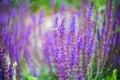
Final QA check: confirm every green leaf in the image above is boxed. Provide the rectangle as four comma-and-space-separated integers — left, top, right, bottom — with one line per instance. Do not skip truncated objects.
107, 69, 117, 80
116, 27, 120, 33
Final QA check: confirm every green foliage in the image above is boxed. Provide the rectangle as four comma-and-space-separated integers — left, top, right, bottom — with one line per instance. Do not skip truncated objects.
115, 27, 120, 33
21, 65, 58, 80
22, 70, 58, 80
29, 0, 86, 13
10, 0, 107, 13
84, 55, 118, 80
113, 0, 120, 8
87, 67, 117, 80
30, 0, 51, 13
107, 69, 117, 80
22, 72, 38, 80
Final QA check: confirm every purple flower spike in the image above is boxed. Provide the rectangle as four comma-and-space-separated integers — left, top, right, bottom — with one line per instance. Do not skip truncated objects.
70, 15, 76, 34
59, 18, 66, 38
87, 38, 95, 54
77, 36, 85, 49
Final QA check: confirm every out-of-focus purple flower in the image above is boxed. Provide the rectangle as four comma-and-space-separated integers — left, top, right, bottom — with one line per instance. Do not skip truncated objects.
39, 9, 45, 25
3, 13, 8, 23
2, 0, 8, 5
9, 35, 15, 49
0, 15, 2, 24
9, 46, 17, 62
61, 1, 66, 11
26, 0, 30, 8
11, 9, 17, 18
82, 0, 89, 6
60, 1, 66, 16
2, 25, 11, 47
24, 25, 32, 43
13, 22, 21, 37
24, 49, 37, 76
50, 0, 56, 7
43, 33, 53, 74
31, 14, 36, 23
77, 10, 81, 17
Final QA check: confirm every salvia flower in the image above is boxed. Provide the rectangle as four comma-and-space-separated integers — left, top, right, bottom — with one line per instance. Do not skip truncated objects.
0, 47, 10, 80
58, 18, 66, 38
0, 0, 119, 80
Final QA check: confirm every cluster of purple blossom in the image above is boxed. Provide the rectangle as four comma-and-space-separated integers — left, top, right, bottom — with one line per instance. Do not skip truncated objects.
0, 0, 120, 80
42, 0, 120, 80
